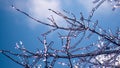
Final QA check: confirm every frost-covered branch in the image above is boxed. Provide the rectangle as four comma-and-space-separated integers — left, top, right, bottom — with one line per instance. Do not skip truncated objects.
1, 0, 120, 68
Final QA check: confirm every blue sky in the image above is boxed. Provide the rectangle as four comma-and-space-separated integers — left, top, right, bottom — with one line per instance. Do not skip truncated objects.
0, 0, 120, 68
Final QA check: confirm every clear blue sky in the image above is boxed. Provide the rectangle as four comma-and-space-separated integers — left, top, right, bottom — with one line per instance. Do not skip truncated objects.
0, 0, 120, 68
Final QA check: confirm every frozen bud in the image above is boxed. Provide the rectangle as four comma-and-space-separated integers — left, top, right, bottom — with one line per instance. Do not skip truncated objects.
52, 53, 56, 56
15, 43, 20, 49
98, 36, 102, 40
21, 61, 24, 64
73, 34, 77, 37
62, 45, 66, 48
43, 58, 46, 61
33, 56, 38, 58
74, 65, 79, 68
61, 63, 66, 66
99, 28, 102, 33
11, 5, 15, 9
33, 60, 35, 62
73, 60, 76, 63
38, 64, 42, 68
67, 46, 70, 49
58, 62, 67, 66
49, 65, 52, 68
19, 41, 23, 45
44, 53, 47, 56
97, 44, 101, 48
23, 50, 26, 53
36, 51, 40, 54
